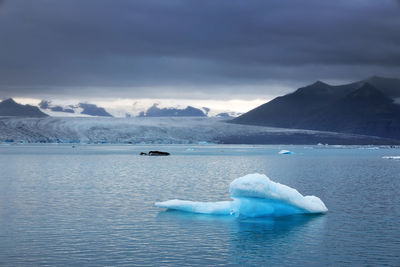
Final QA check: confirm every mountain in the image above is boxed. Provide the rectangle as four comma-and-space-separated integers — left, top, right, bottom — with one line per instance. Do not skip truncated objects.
232, 81, 351, 128
38, 100, 113, 117
36, 100, 239, 118
0, 98, 48, 117
78, 103, 113, 117
39, 100, 75, 113
139, 104, 206, 117
232, 77, 400, 140
366, 76, 400, 99
300, 83, 400, 138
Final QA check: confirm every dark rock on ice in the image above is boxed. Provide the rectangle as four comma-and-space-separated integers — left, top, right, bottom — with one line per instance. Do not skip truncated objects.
148, 151, 170, 156
140, 151, 170, 156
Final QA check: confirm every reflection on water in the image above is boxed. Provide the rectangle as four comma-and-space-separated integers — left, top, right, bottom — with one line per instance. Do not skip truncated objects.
157, 211, 327, 265
231, 215, 327, 265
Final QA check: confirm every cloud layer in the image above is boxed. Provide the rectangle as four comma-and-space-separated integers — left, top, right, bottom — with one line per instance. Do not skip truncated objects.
0, 0, 399, 99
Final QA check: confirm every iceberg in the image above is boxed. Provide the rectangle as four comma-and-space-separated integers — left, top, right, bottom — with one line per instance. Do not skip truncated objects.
279, 150, 293, 155
155, 173, 328, 218
382, 156, 400, 160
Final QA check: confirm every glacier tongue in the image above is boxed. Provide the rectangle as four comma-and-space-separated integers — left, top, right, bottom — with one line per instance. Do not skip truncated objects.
0, 116, 382, 144
155, 173, 328, 218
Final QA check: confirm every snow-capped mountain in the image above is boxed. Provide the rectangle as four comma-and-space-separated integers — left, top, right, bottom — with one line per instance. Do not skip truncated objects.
38, 100, 113, 117
34, 99, 242, 118
138, 104, 207, 117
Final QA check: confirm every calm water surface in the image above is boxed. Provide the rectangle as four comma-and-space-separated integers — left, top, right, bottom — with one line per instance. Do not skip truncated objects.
0, 144, 399, 266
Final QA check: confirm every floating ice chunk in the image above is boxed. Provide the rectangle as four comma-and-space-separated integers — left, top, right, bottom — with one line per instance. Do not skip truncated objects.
155, 200, 232, 215
230, 174, 327, 214
279, 150, 293, 154
198, 141, 210, 145
155, 173, 328, 218
317, 143, 328, 146
382, 156, 400, 160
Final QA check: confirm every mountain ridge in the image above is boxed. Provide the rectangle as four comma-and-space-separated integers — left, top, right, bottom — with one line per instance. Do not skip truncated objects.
0, 98, 48, 117
138, 104, 207, 117
232, 77, 400, 140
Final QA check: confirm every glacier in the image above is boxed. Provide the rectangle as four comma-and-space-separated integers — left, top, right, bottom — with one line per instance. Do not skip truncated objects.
155, 173, 328, 218
0, 116, 391, 144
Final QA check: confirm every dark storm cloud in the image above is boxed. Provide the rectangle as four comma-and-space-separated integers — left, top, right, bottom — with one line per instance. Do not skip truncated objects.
0, 0, 399, 99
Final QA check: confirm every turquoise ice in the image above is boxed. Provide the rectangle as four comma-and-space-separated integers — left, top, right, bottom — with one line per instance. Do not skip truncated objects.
156, 173, 328, 218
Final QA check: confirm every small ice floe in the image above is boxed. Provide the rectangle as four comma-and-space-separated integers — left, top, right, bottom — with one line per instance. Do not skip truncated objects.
198, 141, 209, 145
279, 149, 294, 155
317, 143, 328, 146
382, 156, 400, 160
156, 173, 328, 218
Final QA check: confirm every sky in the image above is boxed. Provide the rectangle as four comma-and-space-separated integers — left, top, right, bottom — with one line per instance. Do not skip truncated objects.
0, 0, 399, 113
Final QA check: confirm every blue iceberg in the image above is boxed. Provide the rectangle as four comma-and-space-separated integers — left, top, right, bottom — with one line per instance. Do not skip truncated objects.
155, 173, 328, 218
279, 149, 294, 155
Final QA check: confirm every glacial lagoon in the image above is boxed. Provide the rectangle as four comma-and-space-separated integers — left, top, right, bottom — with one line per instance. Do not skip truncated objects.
0, 144, 399, 266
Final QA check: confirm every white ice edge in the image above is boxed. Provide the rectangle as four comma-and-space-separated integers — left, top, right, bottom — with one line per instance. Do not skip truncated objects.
382, 156, 400, 160
279, 150, 293, 154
